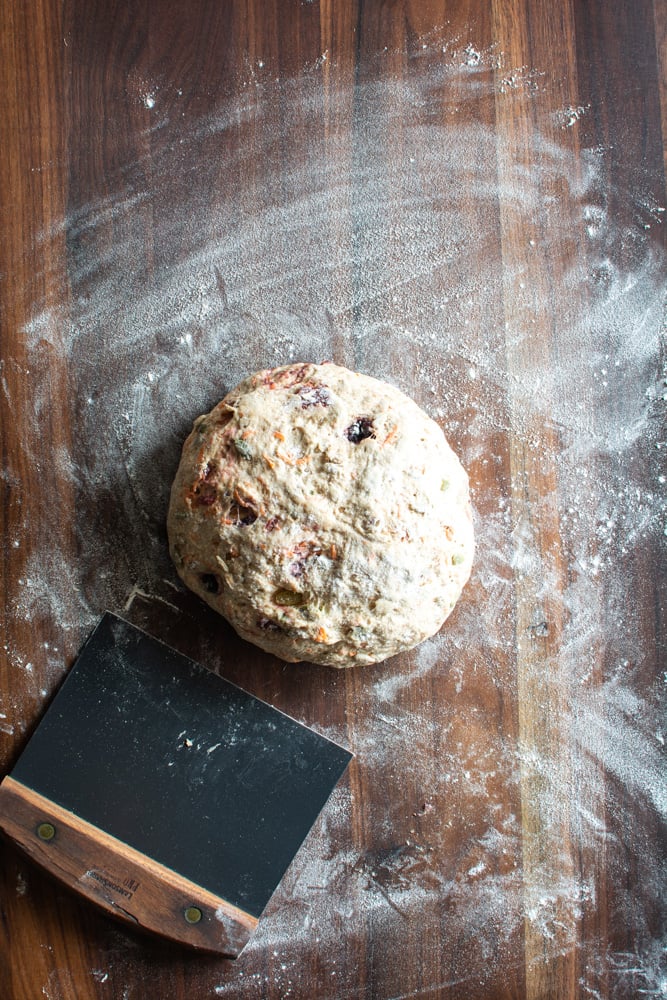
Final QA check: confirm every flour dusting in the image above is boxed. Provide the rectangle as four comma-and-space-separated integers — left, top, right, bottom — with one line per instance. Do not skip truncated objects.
2, 37, 665, 1000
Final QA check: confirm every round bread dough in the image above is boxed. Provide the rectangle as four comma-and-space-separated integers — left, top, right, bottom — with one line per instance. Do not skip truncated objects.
167, 362, 474, 667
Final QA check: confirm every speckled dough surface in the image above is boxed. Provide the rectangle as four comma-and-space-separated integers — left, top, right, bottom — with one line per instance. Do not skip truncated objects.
167, 363, 474, 666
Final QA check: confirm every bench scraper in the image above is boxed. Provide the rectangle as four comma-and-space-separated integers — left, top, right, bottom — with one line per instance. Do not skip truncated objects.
0, 612, 352, 955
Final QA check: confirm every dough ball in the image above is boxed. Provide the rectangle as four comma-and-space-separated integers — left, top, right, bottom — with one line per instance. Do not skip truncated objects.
167, 363, 474, 667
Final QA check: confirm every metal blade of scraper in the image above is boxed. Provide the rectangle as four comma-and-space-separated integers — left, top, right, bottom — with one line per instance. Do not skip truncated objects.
0, 612, 352, 955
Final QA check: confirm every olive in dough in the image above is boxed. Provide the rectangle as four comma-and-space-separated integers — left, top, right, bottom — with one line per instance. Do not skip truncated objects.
167, 362, 474, 667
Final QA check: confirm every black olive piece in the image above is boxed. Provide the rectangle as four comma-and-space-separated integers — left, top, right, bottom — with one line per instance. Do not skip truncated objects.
200, 573, 220, 594
345, 417, 375, 443
257, 617, 282, 632
229, 503, 258, 526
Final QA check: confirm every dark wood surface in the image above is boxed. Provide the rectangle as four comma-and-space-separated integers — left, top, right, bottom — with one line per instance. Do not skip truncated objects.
1, 2, 665, 998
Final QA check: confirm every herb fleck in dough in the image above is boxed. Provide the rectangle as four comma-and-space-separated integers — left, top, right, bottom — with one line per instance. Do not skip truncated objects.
167, 363, 474, 667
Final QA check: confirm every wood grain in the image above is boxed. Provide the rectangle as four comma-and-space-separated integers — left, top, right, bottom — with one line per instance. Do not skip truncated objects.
491, 3, 585, 996
1, 1, 664, 998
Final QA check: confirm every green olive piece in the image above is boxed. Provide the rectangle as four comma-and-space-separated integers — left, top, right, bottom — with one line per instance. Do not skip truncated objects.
273, 588, 306, 607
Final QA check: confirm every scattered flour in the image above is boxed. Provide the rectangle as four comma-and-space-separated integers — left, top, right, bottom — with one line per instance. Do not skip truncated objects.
2, 36, 665, 1000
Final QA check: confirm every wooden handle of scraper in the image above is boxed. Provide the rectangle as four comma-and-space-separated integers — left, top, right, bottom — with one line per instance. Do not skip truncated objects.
0, 775, 257, 956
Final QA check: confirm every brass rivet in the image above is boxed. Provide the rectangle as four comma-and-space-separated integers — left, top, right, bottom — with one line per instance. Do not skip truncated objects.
37, 822, 56, 841
184, 906, 203, 925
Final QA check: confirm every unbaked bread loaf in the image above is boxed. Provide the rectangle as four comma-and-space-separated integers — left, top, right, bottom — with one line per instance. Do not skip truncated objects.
167, 362, 474, 667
